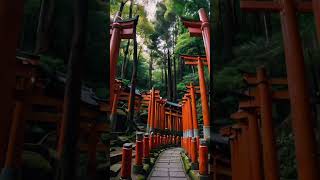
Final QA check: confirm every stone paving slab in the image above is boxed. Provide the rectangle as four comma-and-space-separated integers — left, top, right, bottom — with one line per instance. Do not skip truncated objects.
148, 148, 188, 180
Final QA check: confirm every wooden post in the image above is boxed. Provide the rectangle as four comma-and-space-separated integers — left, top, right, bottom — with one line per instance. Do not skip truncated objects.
247, 113, 263, 180
143, 133, 150, 164
110, 85, 120, 130
133, 132, 143, 173
199, 139, 209, 178
198, 8, 211, 72
120, 143, 132, 179
1, 101, 26, 179
150, 88, 155, 132
189, 83, 199, 147
197, 57, 210, 140
0, 0, 24, 168
257, 67, 280, 180
191, 137, 199, 170
109, 21, 122, 106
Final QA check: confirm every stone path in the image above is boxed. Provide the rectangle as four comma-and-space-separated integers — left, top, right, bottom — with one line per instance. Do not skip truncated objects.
148, 148, 188, 180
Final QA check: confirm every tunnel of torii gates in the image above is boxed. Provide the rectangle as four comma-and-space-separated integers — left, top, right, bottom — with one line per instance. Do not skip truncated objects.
111, 2, 320, 180
1, 0, 320, 180
109, 7, 212, 179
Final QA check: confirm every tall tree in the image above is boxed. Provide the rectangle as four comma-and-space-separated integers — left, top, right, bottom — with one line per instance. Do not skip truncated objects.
167, 49, 173, 101
34, 0, 55, 54
127, 18, 139, 132
149, 51, 153, 89
55, 0, 88, 179
120, 0, 133, 79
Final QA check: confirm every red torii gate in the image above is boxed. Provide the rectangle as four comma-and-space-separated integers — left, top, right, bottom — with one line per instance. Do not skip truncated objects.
181, 8, 211, 73
109, 17, 138, 110
240, 1, 319, 180
181, 55, 210, 141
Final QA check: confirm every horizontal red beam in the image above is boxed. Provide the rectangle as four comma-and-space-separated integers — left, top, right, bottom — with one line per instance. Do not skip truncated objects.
185, 61, 208, 66
180, 55, 206, 61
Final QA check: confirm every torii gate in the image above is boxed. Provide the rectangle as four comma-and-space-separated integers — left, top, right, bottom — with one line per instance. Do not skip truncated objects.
110, 16, 138, 116
181, 8, 211, 73
181, 55, 210, 141
240, 1, 319, 180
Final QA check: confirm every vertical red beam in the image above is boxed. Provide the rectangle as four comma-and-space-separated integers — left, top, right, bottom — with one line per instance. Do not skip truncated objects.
155, 102, 158, 130
133, 132, 143, 173
199, 8, 211, 73
257, 67, 279, 180
147, 94, 151, 132
238, 128, 250, 180
247, 112, 263, 180
0, 0, 24, 168
230, 138, 236, 180
199, 139, 208, 178
187, 98, 193, 156
190, 137, 199, 170
109, 21, 122, 105
161, 104, 164, 130
2, 101, 26, 175
313, 0, 320, 42
197, 57, 210, 140
150, 88, 155, 132
143, 133, 150, 163
233, 134, 240, 180
110, 88, 119, 129
169, 109, 172, 131
182, 105, 186, 150
280, 1, 319, 179
190, 83, 199, 146
120, 143, 132, 179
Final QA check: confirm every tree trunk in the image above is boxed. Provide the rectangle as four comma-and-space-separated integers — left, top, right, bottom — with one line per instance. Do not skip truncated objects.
167, 49, 173, 101
179, 56, 183, 81
120, 0, 133, 79
127, 18, 139, 132
164, 60, 167, 96
173, 56, 177, 101
263, 13, 270, 44
116, 0, 128, 19
220, 0, 233, 62
55, 0, 87, 179
172, 23, 177, 101
161, 65, 164, 84
34, 0, 55, 54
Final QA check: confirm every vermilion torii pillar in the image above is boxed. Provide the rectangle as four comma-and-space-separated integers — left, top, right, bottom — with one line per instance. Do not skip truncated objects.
0, 1, 24, 168
220, 127, 237, 180
241, 1, 319, 180
230, 111, 263, 180
181, 55, 210, 141
187, 83, 199, 143
241, 68, 289, 180
110, 16, 138, 109
181, 8, 211, 72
